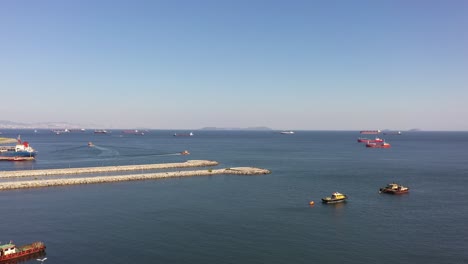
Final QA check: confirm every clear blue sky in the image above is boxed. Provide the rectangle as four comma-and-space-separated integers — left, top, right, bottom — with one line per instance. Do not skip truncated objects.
1, 0, 467, 130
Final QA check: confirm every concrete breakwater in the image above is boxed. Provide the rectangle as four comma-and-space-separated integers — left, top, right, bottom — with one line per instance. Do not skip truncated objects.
0, 167, 271, 191
0, 160, 219, 179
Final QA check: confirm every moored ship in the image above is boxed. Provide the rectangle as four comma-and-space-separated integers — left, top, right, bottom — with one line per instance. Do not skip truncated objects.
94, 129, 108, 134
0, 241, 46, 262
0, 136, 37, 161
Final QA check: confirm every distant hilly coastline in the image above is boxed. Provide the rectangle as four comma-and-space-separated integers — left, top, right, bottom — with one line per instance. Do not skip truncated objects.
0, 120, 273, 131
0, 120, 91, 129
200, 127, 273, 131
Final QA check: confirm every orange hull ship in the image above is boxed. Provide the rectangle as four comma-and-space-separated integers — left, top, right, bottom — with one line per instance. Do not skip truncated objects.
0, 241, 46, 262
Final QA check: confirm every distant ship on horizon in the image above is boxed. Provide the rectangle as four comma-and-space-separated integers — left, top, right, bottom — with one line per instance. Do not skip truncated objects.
122, 130, 145, 135
360, 130, 381, 134
173, 132, 193, 137
94, 129, 108, 134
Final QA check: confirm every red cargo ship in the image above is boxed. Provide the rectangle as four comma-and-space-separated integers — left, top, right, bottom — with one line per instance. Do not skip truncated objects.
0, 241, 46, 262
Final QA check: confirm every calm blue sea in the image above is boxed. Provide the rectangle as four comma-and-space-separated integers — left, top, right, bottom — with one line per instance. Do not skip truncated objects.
1, 130, 467, 264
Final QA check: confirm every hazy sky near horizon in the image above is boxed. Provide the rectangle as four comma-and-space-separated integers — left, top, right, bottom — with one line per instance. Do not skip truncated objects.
1, 0, 467, 130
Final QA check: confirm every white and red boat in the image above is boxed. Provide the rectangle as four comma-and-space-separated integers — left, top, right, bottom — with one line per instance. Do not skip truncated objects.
0, 241, 46, 262
0, 135, 37, 161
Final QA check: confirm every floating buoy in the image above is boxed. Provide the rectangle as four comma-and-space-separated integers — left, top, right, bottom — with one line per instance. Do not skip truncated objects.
309, 201, 315, 206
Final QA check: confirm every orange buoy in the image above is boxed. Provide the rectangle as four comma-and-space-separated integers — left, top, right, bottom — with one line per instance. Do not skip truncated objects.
309, 201, 315, 206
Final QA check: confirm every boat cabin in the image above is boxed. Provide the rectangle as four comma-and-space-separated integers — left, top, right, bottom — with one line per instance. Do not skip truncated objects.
0, 243, 17, 256
331, 192, 346, 199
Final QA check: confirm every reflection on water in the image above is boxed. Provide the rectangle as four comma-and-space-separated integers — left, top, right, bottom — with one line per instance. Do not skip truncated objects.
11, 160, 36, 171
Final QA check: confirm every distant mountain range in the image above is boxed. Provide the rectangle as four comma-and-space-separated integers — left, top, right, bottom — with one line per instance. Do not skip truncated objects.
0, 120, 88, 129
0, 120, 273, 131
199, 127, 273, 131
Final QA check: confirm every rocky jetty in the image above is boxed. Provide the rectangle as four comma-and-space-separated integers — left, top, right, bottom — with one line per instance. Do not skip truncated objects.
0, 167, 271, 191
0, 160, 219, 178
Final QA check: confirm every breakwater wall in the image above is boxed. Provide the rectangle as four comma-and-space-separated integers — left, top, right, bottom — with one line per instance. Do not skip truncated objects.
0, 167, 271, 191
0, 160, 219, 179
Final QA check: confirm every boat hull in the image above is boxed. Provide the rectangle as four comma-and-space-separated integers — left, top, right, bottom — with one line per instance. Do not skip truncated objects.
366, 143, 391, 148
321, 198, 347, 204
358, 138, 384, 143
380, 188, 409, 194
0, 242, 45, 262
0, 151, 36, 158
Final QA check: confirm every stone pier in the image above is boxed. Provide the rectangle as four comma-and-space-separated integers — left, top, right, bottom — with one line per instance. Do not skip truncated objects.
0, 160, 219, 178
0, 167, 271, 191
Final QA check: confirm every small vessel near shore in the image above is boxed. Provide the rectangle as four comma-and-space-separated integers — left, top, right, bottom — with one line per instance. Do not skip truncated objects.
357, 137, 383, 143
0, 136, 37, 161
366, 141, 391, 148
322, 192, 348, 203
380, 183, 409, 194
280, 131, 295, 134
0, 241, 46, 262
180, 150, 190, 155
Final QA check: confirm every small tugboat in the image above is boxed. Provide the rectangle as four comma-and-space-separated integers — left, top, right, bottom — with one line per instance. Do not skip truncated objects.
321, 192, 348, 204
0, 241, 46, 262
379, 183, 409, 194
366, 141, 391, 148
357, 137, 384, 143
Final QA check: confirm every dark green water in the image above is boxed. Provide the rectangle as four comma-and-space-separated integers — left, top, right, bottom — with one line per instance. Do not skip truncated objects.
1, 130, 467, 263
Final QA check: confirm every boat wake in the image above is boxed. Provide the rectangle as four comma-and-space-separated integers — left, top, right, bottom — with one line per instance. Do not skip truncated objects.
93, 145, 120, 157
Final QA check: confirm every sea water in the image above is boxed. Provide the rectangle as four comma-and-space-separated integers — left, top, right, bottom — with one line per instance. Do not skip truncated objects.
0, 130, 467, 263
